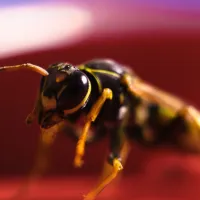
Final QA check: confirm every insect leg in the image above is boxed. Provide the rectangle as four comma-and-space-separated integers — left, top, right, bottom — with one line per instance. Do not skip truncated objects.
83, 107, 130, 200
97, 138, 130, 190
74, 88, 113, 168
25, 91, 42, 125
12, 122, 64, 198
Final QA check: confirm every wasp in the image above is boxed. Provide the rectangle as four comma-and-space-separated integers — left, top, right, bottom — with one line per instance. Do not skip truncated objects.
0, 59, 200, 200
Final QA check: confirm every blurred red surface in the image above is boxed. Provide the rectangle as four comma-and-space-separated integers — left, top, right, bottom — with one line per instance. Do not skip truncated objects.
1, 173, 200, 200
0, 30, 200, 200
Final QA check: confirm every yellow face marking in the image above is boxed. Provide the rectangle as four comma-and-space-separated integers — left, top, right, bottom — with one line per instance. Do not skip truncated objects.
41, 95, 57, 111
56, 73, 67, 83
63, 79, 91, 115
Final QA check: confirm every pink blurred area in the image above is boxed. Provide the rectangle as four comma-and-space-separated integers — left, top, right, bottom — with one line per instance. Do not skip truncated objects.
0, 1, 200, 58
0, 1, 200, 200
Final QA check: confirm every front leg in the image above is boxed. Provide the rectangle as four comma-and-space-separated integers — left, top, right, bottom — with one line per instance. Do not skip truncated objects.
74, 88, 113, 167
26, 91, 41, 125
12, 122, 64, 199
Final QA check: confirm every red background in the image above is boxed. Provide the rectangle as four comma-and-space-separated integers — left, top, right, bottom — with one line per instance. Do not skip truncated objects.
0, 32, 200, 199
0, 1, 200, 198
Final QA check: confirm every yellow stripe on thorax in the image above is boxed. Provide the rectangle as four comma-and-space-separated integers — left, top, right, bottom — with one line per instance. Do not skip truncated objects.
78, 65, 120, 93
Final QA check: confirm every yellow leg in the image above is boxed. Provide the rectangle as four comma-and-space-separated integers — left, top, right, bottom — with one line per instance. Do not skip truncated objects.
26, 92, 41, 125
83, 140, 130, 200
83, 101, 130, 200
74, 88, 113, 167
83, 159, 123, 200
98, 139, 130, 185
11, 123, 63, 199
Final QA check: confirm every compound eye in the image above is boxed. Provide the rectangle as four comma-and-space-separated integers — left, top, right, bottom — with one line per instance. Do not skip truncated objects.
56, 73, 91, 112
